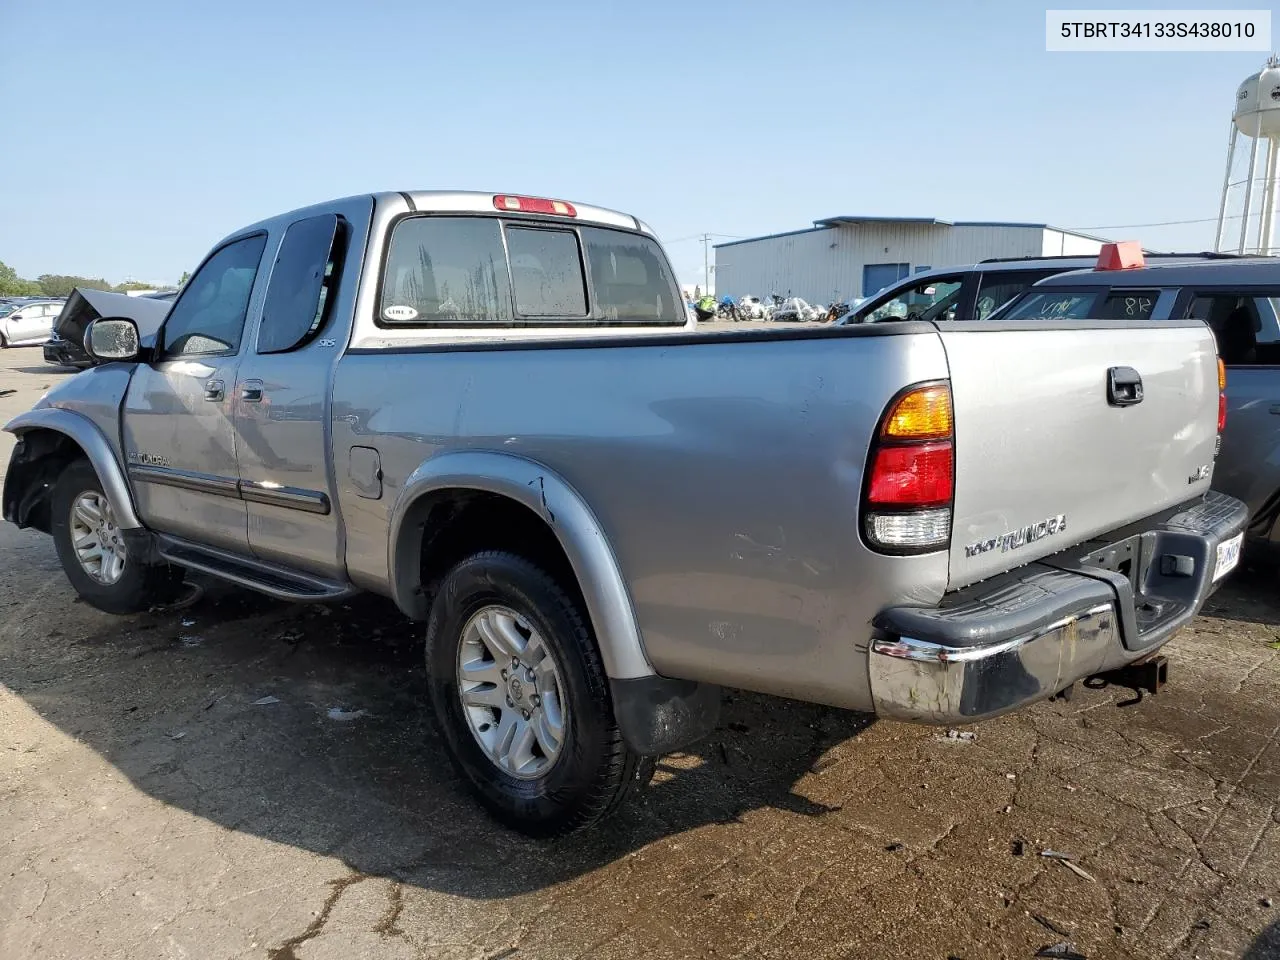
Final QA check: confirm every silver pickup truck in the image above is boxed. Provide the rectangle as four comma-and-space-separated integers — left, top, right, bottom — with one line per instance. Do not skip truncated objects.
2, 192, 1248, 835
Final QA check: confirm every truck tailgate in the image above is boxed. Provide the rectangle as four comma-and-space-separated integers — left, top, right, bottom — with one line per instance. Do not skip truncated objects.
941, 322, 1220, 589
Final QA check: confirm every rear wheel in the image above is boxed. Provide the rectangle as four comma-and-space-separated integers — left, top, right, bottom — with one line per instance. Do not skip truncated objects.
425, 550, 652, 836
0, 332, 8, 348
51, 459, 184, 614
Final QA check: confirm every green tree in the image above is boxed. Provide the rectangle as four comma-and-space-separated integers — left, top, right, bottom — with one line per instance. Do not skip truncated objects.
178, 270, 191, 287
113, 281, 160, 292
0, 260, 40, 297
36, 274, 111, 298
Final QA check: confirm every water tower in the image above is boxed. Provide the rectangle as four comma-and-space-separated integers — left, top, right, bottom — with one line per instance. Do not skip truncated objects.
1216, 57, 1280, 254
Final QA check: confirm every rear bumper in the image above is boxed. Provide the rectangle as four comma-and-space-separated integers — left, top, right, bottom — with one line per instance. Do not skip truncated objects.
869, 491, 1247, 724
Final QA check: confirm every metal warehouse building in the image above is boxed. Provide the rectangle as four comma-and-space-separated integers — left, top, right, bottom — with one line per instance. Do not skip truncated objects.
713, 216, 1109, 305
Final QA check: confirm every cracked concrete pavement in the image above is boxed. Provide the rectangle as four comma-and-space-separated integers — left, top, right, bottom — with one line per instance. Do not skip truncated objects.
1, 349, 1279, 960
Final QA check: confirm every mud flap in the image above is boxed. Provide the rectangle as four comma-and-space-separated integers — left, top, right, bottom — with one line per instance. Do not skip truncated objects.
609, 676, 721, 756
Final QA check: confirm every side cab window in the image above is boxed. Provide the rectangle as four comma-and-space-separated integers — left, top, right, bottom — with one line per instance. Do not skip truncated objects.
1185, 292, 1280, 366
258, 214, 347, 354
160, 234, 268, 358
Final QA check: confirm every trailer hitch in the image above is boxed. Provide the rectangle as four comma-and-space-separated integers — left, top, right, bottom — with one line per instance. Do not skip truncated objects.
1084, 654, 1169, 705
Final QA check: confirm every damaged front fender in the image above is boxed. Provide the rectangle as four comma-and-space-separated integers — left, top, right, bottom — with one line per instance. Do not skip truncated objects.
3, 408, 142, 532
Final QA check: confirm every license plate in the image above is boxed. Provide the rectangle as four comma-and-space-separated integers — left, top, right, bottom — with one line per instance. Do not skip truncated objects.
1213, 532, 1243, 582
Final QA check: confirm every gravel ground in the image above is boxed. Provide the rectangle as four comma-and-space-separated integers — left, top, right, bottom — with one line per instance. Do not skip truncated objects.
1, 346, 1278, 960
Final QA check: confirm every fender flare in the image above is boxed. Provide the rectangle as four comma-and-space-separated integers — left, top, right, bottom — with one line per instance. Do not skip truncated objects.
388, 450, 654, 680
4, 408, 142, 530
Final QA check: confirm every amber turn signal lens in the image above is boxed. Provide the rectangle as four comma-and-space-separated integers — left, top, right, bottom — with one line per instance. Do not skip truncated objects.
882, 384, 953, 439
1218, 358, 1226, 391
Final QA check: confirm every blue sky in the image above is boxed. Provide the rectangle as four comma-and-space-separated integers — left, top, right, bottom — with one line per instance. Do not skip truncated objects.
0, 0, 1273, 288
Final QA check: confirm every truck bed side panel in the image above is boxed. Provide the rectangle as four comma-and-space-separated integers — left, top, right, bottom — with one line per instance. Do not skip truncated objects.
332, 330, 949, 710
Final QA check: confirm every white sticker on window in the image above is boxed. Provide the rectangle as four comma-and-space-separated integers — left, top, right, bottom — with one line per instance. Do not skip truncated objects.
383, 305, 419, 321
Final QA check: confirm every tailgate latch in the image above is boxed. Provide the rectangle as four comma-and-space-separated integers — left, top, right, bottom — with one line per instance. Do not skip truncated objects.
1107, 366, 1144, 407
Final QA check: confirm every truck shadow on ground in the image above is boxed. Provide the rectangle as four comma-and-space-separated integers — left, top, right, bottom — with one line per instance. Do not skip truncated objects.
7, 365, 73, 376
1245, 920, 1280, 959
1199, 563, 1280, 627
4, 576, 874, 900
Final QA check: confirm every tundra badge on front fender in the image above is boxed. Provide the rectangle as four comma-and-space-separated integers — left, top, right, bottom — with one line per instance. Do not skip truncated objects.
964, 514, 1067, 558
127, 451, 169, 467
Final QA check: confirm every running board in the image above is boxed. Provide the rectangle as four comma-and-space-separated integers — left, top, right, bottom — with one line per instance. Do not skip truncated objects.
156, 535, 357, 602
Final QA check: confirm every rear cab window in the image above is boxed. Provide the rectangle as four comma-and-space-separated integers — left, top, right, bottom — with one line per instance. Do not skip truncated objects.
378, 216, 683, 327
506, 227, 587, 317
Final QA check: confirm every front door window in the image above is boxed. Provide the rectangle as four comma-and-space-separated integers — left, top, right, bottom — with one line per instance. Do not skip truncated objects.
161, 235, 267, 358
862, 277, 964, 322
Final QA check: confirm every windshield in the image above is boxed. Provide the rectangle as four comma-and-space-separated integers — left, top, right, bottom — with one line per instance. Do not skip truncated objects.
0, 304, 19, 318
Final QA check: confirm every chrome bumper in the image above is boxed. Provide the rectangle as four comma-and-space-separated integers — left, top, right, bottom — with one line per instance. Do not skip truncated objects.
869, 602, 1119, 723
868, 491, 1248, 724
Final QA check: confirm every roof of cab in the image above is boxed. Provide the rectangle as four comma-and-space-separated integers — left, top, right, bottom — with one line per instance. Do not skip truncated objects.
222, 191, 654, 249
1032, 256, 1280, 289
402, 191, 648, 232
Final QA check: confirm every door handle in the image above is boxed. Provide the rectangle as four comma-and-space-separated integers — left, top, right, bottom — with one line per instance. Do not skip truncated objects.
204, 379, 225, 402
240, 380, 264, 403
1107, 366, 1143, 406
1269, 404, 1280, 416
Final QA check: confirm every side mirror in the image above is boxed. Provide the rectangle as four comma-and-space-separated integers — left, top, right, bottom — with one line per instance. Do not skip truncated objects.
85, 318, 140, 362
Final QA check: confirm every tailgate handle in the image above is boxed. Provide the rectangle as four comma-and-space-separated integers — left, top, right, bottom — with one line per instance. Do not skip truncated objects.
1107, 366, 1143, 407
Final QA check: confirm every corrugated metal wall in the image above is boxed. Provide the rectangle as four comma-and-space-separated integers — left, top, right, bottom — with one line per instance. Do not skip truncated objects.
713, 224, 1102, 303
1041, 229, 1105, 257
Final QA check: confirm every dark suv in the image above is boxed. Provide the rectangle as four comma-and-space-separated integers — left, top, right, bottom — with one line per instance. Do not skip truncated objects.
839, 253, 1237, 326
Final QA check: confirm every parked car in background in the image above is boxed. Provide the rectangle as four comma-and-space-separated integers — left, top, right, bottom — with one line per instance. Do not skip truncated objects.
0, 299, 65, 347
1, 198, 1244, 837
839, 253, 1237, 326
45, 289, 176, 369
990, 254, 1280, 561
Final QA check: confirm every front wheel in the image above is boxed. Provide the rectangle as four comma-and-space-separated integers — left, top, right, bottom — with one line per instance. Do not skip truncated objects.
425, 551, 652, 836
51, 459, 184, 614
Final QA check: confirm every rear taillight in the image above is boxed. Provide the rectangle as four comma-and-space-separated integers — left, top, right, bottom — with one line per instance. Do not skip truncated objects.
867, 443, 953, 505
863, 382, 954, 553
1218, 358, 1227, 433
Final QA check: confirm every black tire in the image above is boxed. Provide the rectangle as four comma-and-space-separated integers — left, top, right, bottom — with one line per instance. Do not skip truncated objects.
51, 459, 184, 614
425, 550, 652, 836
0, 333, 8, 348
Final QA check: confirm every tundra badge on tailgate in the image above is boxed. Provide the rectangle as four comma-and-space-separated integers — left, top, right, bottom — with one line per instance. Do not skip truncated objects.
964, 514, 1067, 558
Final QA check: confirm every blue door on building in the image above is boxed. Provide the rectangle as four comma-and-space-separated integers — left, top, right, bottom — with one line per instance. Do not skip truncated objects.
863, 262, 910, 297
